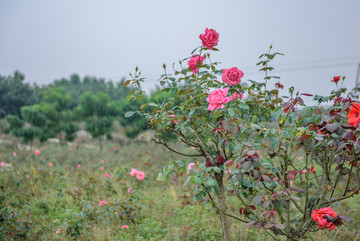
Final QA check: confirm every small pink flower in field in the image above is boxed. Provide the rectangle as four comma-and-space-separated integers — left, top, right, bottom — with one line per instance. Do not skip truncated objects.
296, 156, 303, 160
100, 167, 104, 171
49, 163, 52, 167
49, 189, 51, 193
1, 162, 5, 167
188, 163, 195, 171
35, 149, 40, 155
222, 67, 244, 86
190, 146, 196, 150
289, 180, 293, 185
225, 170, 232, 175
101, 160, 105, 163
13, 152, 17, 156
130, 168, 138, 176
167, 114, 175, 118
127, 188, 132, 193
77, 164, 81, 168
105, 173, 110, 178
121, 225, 129, 229
29, 215, 32, 217
206, 88, 232, 111
311, 166, 315, 173
99, 200, 106, 207
231, 92, 243, 101
55, 229, 61, 234
188, 55, 205, 73
199, 28, 219, 49
14, 212, 16, 215
256, 150, 260, 154
300, 170, 307, 174
136, 171, 145, 181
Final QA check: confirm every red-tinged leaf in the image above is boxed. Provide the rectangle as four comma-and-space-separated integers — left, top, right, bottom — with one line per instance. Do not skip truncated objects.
242, 161, 252, 170
249, 205, 256, 210
335, 164, 343, 171
299, 134, 312, 141
262, 201, 271, 208
282, 102, 291, 108
227, 174, 234, 181
301, 93, 313, 97
292, 98, 298, 106
340, 167, 350, 175
255, 222, 264, 229
224, 159, 233, 166
291, 187, 304, 192
123, 79, 131, 87
275, 224, 286, 230
264, 223, 275, 229
239, 207, 248, 215
253, 195, 262, 205
296, 96, 304, 105
325, 123, 338, 133
339, 215, 352, 220
245, 220, 256, 227
262, 175, 272, 183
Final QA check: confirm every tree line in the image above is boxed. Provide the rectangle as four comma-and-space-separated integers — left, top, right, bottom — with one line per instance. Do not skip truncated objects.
1, 71, 170, 147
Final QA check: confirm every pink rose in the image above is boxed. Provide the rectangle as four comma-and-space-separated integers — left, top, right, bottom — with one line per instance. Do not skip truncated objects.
130, 168, 138, 176
99, 200, 106, 207
188, 55, 205, 73
35, 149, 40, 155
188, 163, 195, 171
231, 92, 243, 101
136, 171, 145, 180
127, 187, 132, 193
199, 28, 219, 49
206, 88, 232, 111
121, 225, 129, 229
222, 67, 243, 86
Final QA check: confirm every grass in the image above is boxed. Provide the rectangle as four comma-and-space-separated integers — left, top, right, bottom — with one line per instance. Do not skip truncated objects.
0, 134, 359, 240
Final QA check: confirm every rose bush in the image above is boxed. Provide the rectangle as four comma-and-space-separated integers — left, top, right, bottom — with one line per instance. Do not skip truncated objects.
125, 29, 360, 240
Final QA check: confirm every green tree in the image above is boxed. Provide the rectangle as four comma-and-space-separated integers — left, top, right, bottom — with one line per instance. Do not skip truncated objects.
0, 71, 39, 118
75, 92, 116, 149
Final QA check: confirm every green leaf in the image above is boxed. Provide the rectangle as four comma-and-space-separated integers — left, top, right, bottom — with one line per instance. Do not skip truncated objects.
148, 102, 158, 107
206, 179, 217, 187
125, 111, 135, 118
195, 193, 203, 201
213, 167, 222, 174
183, 176, 191, 186
194, 176, 203, 184
238, 103, 249, 110
228, 108, 235, 117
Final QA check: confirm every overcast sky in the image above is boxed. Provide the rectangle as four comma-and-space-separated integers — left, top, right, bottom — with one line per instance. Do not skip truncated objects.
1, 0, 360, 101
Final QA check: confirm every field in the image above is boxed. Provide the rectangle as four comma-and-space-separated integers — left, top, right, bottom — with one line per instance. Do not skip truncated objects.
0, 133, 359, 241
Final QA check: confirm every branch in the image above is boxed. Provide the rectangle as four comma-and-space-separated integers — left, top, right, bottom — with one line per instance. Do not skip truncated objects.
152, 138, 203, 157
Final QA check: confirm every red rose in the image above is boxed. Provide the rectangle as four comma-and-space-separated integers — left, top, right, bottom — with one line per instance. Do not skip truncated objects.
222, 67, 244, 86
332, 76, 341, 83
347, 103, 360, 127
275, 82, 284, 89
199, 28, 219, 50
311, 207, 338, 230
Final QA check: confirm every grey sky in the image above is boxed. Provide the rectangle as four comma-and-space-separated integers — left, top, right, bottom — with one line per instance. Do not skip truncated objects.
1, 0, 360, 102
